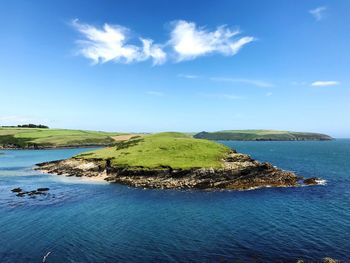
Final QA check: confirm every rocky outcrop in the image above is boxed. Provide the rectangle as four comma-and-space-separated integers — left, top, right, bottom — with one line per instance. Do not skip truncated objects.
303, 177, 320, 185
11, 187, 50, 197
322, 257, 339, 263
33, 151, 319, 191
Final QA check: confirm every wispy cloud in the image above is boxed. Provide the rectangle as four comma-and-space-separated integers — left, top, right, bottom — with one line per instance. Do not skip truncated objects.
210, 77, 274, 88
200, 93, 243, 100
146, 91, 164, 96
309, 6, 327, 21
178, 74, 200, 79
290, 81, 307, 86
169, 20, 255, 61
266, 92, 273, 97
311, 81, 339, 87
72, 19, 166, 65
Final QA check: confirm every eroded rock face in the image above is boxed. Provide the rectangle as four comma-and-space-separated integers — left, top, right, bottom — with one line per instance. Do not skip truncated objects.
35, 152, 306, 190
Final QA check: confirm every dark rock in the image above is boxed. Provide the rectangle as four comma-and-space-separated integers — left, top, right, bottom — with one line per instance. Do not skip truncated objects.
37, 188, 50, 192
16, 192, 25, 197
11, 187, 22, 193
303, 177, 319, 185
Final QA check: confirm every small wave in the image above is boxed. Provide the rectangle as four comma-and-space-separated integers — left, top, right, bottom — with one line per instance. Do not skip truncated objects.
316, 179, 327, 185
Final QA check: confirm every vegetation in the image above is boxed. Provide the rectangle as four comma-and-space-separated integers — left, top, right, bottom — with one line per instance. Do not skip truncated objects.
17, 124, 49, 128
194, 130, 333, 141
77, 132, 231, 169
0, 127, 121, 148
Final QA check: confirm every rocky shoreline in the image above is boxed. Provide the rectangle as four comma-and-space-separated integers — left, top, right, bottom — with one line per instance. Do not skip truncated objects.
35, 151, 320, 190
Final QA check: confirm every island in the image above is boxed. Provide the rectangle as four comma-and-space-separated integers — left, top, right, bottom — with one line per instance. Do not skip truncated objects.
194, 130, 333, 141
0, 127, 122, 149
35, 132, 320, 190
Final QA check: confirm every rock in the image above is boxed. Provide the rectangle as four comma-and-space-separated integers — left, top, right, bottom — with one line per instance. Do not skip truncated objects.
303, 177, 319, 185
11, 187, 23, 193
322, 257, 338, 263
37, 188, 50, 192
12, 188, 48, 197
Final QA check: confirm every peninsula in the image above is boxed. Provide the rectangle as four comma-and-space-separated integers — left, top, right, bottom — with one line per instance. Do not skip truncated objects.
194, 130, 333, 141
35, 132, 319, 190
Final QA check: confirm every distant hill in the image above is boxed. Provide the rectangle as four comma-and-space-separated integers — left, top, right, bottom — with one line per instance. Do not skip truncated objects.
0, 127, 122, 149
193, 130, 333, 141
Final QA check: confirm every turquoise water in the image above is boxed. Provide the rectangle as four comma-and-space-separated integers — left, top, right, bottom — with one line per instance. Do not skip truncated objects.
0, 140, 349, 262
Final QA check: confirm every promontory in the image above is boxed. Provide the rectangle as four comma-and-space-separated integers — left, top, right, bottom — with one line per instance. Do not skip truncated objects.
194, 129, 333, 141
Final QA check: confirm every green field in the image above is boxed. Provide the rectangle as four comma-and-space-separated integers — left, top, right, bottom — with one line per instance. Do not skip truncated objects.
194, 130, 333, 141
0, 127, 121, 148
77, 132, 231, 169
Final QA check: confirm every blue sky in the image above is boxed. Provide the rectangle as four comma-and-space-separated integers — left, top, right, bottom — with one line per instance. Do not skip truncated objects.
0, 0, 349, 137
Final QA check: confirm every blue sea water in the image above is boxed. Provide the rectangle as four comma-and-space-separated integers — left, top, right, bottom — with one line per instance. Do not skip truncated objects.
0, 141, 349, 263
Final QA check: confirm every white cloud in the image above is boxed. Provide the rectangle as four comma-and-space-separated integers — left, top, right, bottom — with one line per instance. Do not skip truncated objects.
140, 38, 167, 65
266, 92, 273, 97
311, 81, 339, 87
309, 6, 327, 21
169, 20, 255, 61
210, 77, 274, 87
72, 19, 166, 65
146, 91, 164, 96
178, 74, 200, 79
72, 19, 255, 65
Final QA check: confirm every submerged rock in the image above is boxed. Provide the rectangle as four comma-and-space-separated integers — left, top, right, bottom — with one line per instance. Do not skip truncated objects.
37, 187, 50, 192
11, 187, 22, 193
11, 187, 49, 197
34, 151, 319, 191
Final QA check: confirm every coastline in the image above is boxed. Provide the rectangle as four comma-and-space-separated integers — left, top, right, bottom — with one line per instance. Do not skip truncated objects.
34, 151, 319, 190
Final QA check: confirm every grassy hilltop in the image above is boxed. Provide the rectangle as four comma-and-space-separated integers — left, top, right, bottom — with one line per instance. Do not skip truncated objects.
0, 127, 121, 148
194, 130, 333, 141
77, 132, 231, 169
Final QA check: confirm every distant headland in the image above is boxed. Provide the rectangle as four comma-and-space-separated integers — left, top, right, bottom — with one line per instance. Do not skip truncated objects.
194, 130, 333, 141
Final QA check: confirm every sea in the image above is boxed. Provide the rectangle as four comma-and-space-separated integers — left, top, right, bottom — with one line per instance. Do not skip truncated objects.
0, 140, 349, 262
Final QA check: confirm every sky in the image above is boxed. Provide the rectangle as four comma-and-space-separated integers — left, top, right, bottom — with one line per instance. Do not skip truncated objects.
0, 0, 349, 137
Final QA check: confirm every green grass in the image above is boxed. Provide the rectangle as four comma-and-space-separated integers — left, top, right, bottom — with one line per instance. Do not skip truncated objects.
0, 128, 121, 148
77, 132, 231, 169
193, 130, 333, 141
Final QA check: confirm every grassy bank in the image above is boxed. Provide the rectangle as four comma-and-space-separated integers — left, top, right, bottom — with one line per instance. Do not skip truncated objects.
77, 132, 231, 169
0, 127, 122, 148
194, 130, 333, 141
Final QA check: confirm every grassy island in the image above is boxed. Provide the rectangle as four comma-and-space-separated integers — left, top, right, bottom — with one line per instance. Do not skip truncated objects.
194, 130, 333, 141
0, 127, 121, 148
77, 132, 231, 169
36, 132, 317, 190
